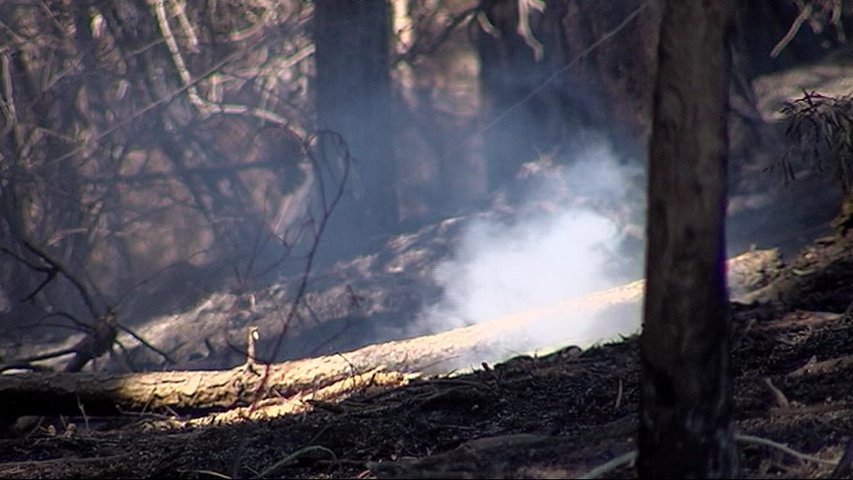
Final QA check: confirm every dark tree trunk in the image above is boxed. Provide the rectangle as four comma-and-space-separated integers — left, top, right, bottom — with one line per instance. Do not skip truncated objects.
474, 1, 593, 194
474, 0, 651, 196
474, 0, 546, 193
314, 0, 398, 251
639, 1, 737, 478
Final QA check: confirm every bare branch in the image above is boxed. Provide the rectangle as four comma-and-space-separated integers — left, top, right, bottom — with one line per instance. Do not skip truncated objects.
20, 238, 102, 319
771, 1, 813, 58
250, 130, 352, 407
149, 0, 306, 137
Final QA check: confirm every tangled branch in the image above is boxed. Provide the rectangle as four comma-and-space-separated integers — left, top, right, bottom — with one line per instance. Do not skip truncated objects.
777, 90, 853, 192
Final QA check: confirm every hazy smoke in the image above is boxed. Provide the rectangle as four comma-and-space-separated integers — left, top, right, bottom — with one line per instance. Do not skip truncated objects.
412, 141, 644, 360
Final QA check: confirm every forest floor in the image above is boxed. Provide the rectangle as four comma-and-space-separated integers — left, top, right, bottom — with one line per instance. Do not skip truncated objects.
1, 228, 852, 478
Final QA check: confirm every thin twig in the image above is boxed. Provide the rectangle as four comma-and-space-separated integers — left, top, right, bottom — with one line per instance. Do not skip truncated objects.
771, 2, 813, 58
581, 432, 840, 478
255, 446, 338, 479
579, 450, 637, 479
393, 6, 479, 64
762, 377, 790, 409
830, 436, 853, 478
614, 378, 624, 410
20, 238, 102, 318
250, 131, 351, 409
736, 433, 838, 466
117, 324, 174, 365
150, 0, 304, 136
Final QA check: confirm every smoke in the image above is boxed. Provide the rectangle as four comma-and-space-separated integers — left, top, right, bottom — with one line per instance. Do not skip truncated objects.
411, 141, 644, 360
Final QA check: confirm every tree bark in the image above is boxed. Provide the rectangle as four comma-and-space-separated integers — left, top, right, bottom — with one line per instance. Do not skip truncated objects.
314, 0, 398, 249
474, 0, 653, 195
4, 283, 636, 417
474, 0, 546, 193
639, 0, 737, 478
474, 0, 602, 195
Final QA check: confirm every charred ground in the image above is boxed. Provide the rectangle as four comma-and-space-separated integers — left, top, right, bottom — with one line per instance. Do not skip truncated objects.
1, 229, 852, 479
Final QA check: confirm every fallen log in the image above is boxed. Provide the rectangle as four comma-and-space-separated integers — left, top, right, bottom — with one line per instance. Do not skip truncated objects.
0, 249, 779, 418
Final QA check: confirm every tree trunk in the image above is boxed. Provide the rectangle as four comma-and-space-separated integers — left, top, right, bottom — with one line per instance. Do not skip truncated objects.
314, 0, 398, 251
474, 0, 600, 195
474, 0, 545, 193
4, 278, 643, 417
639, 1, 737, 478
474, 0, 655, 196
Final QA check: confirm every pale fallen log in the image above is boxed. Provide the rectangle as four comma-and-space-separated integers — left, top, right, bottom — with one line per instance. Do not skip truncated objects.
0, 249, 778, 418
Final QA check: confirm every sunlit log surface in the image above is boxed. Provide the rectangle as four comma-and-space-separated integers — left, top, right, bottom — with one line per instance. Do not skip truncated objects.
0, 249, 778, 419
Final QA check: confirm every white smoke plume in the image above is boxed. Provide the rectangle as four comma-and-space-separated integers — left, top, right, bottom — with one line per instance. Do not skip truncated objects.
412, 141, 645, 361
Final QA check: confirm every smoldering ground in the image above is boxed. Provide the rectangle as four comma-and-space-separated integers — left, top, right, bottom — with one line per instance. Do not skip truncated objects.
409, 140, 646, 363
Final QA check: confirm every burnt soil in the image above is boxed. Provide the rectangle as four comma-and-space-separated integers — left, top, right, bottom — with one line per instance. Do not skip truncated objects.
1, 231, 852, 479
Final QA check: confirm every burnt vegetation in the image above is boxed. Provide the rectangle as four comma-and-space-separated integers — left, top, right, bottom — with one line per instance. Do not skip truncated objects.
1, 0, 853, 478
779, 90, 853, 234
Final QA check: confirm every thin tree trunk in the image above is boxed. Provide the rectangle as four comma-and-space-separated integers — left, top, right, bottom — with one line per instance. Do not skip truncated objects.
639, 0, 737, 478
